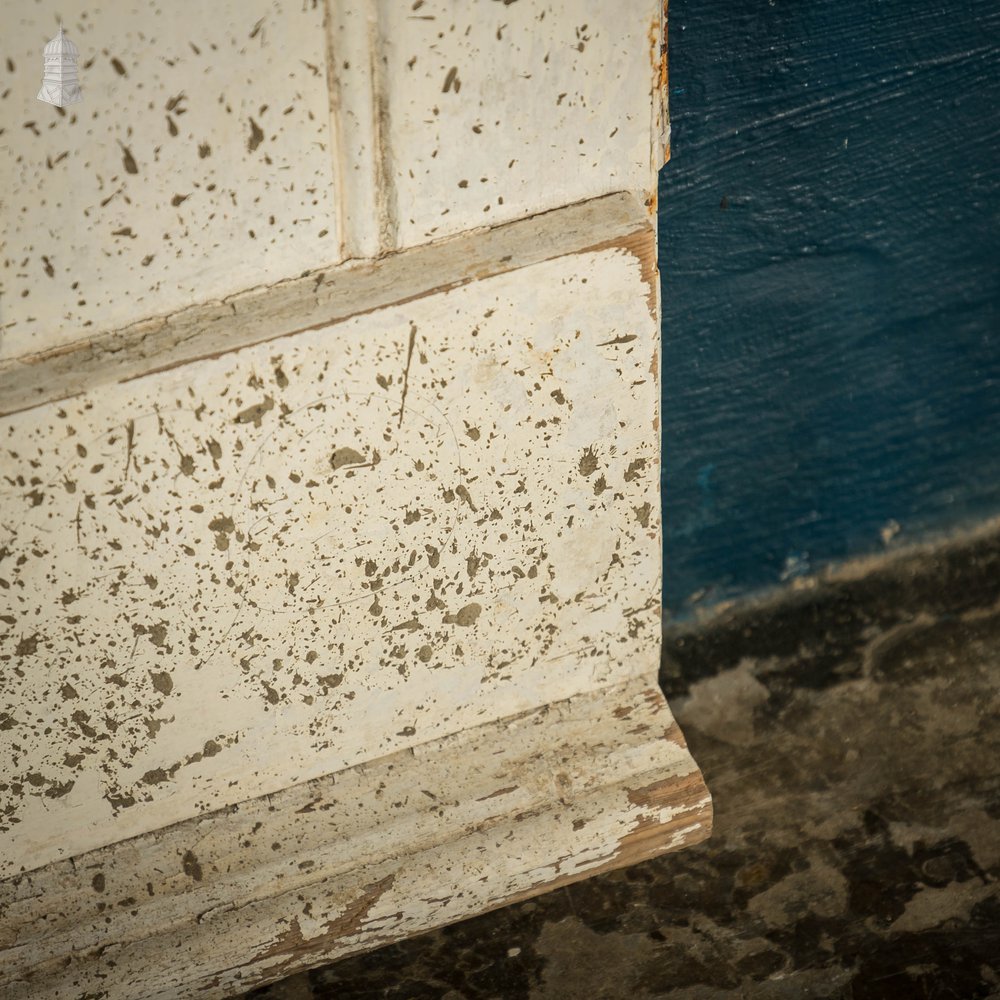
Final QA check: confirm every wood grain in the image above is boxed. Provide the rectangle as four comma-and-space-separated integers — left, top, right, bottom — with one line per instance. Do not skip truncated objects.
0, 678, 711, 1000
0, 192, 649, 418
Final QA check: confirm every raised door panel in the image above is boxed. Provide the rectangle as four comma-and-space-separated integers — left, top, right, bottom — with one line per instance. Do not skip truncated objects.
0, 0, 341, 363
380, 0, 659, 247
0, 230, 661, 877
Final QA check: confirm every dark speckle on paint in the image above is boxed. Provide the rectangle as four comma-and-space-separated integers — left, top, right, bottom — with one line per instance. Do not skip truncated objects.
149, 671, 173, 696
624, 458, 647, 483
235, 396, 274, 427
147, 624, 168, 648
444, 603, 482, 627
247, 117, 264, 153
15, 635, 39, 657
634, 502, 652, 528
331, 446, 366, 470
110, 57, 127, 77
118, 143, 139, 175
182, 849, 203, 881
45, 779, 74, 799
208, 514, 236, 534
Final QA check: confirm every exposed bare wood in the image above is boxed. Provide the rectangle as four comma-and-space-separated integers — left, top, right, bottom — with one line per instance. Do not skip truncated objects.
0, 678, 711, 1000
0, 192, 649, 418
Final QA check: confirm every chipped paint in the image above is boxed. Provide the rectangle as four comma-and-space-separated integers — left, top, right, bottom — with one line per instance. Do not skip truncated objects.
0, 5, 704, 994
0, 677, 710, 1000
1, 239, 664, 877
1, 1, 339, 364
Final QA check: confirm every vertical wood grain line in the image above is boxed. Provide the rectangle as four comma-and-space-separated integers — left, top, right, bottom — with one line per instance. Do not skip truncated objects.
322, 0, 349, 260
369, 0, 399, 256
323, 0, 383, 260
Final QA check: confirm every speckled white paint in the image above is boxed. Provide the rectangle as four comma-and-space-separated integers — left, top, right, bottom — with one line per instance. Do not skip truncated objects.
0, 239, 662, 877
0, 677, 710, 1000
1, 1, 662, 365
379, 0, 658, 247
0, 5, 698, 992
0, 0, 339, 362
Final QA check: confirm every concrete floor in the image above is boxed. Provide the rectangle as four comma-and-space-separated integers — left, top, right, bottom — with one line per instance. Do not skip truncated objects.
240, 537, 1000, 999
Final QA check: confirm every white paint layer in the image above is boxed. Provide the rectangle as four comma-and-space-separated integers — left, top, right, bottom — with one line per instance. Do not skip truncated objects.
0, 0, 340, 362
0, 2, 661, 366
0, 6, 702, 994
0, 677, 711, 1000
380, 0, 658, 247
1, 234, 662, 878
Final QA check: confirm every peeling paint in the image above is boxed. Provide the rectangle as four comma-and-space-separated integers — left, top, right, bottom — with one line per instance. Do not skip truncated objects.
0, 6, 693, 993
1, 240, 663, 876
0, 677, 708, 1000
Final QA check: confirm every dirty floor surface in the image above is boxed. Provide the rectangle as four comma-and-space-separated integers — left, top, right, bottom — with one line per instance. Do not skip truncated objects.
240, 538, 1000, 999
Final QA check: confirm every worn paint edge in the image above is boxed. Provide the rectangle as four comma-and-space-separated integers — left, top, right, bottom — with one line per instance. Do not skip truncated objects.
368, 0, 398, 255
0, 679, 710, 1000
0, 191, 650, 418
658, 0, 670, 166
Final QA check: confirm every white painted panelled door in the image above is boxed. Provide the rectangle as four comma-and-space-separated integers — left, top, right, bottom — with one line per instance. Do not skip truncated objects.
0, 4, 708, 998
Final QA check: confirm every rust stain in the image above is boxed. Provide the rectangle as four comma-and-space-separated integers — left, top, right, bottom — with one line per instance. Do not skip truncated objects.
658, 3, 669, 92
652, 1, 670, 165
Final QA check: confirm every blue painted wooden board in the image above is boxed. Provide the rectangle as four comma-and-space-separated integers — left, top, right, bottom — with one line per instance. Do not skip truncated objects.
659, 0, 1000, 615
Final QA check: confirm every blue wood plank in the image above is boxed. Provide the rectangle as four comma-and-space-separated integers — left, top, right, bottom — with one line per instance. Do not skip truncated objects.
659, 0, 1000, 615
